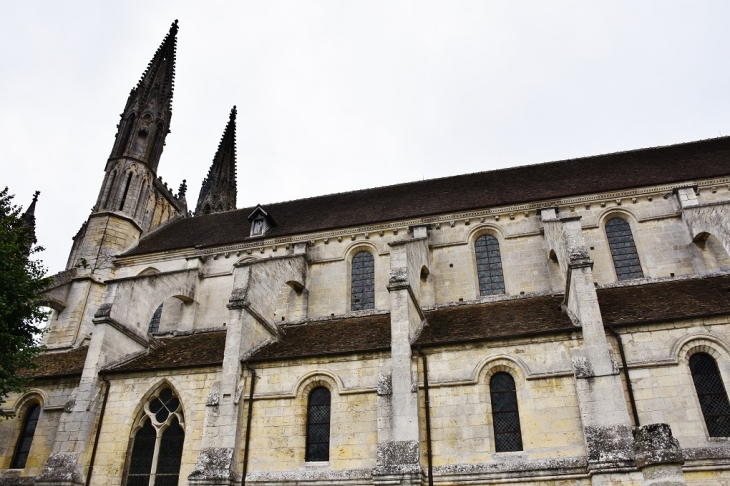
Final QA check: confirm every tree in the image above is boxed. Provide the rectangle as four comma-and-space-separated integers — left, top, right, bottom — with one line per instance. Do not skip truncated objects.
0, 187, 51, 407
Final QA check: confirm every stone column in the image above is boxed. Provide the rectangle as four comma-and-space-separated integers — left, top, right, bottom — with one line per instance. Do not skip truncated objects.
633, 424, 686, 486
373, 228, 429, 485
35, 305, 147, 486
541, 211, 636, 482
189, 251, 307, 485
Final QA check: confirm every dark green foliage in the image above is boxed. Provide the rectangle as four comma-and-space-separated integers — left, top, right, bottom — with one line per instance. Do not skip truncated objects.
0, 187, 51, 407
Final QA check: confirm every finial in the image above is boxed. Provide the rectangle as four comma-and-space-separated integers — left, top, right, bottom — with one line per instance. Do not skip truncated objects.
230, 105, 237, 120
32, 190, 40, 203
178, 179, 187, 197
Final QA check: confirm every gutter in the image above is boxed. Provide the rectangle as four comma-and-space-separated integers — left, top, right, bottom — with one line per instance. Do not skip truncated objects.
607, 327, 640, 426
416, 348, 434, 486
241, 363, 256, 486
86, 374, 111, 486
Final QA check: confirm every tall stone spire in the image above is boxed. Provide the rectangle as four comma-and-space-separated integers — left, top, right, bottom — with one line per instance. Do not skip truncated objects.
195, 106, 238, 216
110, 20, 178, 172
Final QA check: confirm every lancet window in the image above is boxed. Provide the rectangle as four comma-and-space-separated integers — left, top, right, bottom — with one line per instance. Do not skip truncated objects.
148, 304, 163, 334
605, 218, 644, 280
124, 387, 184, 486
475, 235, 505, 296
305, 387, 331, 462
11, 403, 40, 469
351, 251, 375, 311
689, 353, 730, 437
490, 373, 523, 452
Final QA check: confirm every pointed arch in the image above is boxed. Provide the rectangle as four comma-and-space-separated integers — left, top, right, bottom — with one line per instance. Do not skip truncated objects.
117, 113, 136, 157
123, 383, 185, 486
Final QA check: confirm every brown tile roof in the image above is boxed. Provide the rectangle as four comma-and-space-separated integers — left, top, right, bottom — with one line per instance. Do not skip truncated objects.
125, 137, 730, 257
415, 295, 575, 347
598, 275, 730, 326
107, 330, 226, 373
251, 314, 391, 361
20, 346, 89, 379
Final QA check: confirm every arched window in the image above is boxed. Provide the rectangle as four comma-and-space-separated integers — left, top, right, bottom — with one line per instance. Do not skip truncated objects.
103, 171, 117, 210
689, 353, 730, 437
305, 387, 331, 462
490, 373, 523, 452
605, 218, 644, 280
125, 387, 184, 485
11, 403, 40, 469
148, 304, 163, 333
117, 113, 135, 156
119, 173, 133, 211
351, 251, 375, 311
475, 235, 505, 296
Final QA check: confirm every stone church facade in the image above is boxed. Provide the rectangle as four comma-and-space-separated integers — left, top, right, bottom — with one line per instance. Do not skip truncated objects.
2, 21, 730, 486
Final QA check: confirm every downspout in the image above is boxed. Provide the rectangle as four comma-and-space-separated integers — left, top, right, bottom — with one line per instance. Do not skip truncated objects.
607, 327, 640, 426
416, 348, 434, 486
86, 374, 110, 486
241, 363, 256, 486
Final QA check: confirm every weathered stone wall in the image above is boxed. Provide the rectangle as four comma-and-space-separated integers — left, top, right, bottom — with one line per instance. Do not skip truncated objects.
87, 367, 219, 485
240, 354, 384, 476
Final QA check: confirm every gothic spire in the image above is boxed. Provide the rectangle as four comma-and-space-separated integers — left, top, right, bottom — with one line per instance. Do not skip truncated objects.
195, 106, 238, 216
21, 191, 39, 249
111, 20, 178, 171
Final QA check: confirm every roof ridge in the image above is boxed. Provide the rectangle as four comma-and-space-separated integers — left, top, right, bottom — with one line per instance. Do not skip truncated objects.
232, 135, 730, 211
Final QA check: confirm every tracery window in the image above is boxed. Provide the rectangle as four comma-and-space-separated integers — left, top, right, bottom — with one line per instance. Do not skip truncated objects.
490, 373, 523, 452
148, 304, 163, 334
11, 403, 40, 469
125, 387, 184, 486
351, 251, 374, 311
305, 387, 331, 462
475, 235, 505, 296
689, 353, 730, 437
605, 218, 644, 280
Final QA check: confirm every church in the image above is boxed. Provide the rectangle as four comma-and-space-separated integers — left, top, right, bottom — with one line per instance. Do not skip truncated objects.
2, 20, 730, 486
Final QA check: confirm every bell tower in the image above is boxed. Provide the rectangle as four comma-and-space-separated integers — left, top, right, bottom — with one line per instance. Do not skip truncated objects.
66, 20, 187, 276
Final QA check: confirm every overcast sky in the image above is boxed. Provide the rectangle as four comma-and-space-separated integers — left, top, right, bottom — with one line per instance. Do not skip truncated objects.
1, 1, 729, 275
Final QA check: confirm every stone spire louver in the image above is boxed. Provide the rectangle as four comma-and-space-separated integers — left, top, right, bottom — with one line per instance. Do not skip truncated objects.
195, 106, 238, 215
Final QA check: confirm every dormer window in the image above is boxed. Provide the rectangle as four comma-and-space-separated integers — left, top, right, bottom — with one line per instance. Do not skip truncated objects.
252, 216, 265, 236
247, 205, 276, 238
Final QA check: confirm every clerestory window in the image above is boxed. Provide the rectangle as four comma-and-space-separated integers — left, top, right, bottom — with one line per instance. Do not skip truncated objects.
124, 387, 185, 486
690, 353, 730, 437
475, 235, 505, 296
605, 218, 643, 280
305, 387, 331, 462
11, 403, 40, 469
351, 251, 375, 311
490, 372, 523, 452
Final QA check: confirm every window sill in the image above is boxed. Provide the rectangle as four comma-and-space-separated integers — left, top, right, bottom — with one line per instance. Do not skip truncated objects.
301, 461, 330, 470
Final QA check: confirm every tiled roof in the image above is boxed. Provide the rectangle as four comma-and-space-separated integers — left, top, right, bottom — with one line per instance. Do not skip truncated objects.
20, 346, 89, 379
125, 137, 730, 256
251, 314, 391, 361
415, 295, 575, 347
107, 330, 226, 373
597, 275, 730, 326
103, 276, 730, 368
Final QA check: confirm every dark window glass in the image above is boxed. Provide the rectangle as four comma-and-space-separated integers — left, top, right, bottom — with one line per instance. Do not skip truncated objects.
475, 235, 505, 296
306, 387, 331, 462
119, 172, 133, 211
125, 388, 184, 486
690, 353, 730, 437
126, 419, 156, 485
351, 251, 375, 311
148, 304, 163, 333
490, 373, 523, 452
605, 218, 644, 280
154, 417, 184, 485
11, 404, 40, 469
